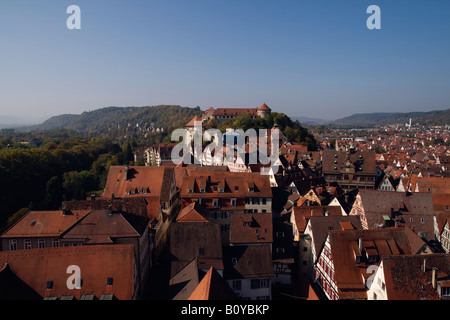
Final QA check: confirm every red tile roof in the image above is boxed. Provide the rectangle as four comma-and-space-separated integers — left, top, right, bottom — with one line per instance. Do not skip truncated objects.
1, 210, 90, 238
0, 245, 135, 300
188, 267, 237, 300
229, 213, 273, 244
328, 227, 426, 299
102, 166, 174, 203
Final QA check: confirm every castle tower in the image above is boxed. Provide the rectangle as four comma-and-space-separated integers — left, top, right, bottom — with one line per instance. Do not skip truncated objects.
257, 103, 271, 118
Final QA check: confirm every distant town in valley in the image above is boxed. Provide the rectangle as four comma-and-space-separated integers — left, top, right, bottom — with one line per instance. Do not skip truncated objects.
0, 103, 449, 301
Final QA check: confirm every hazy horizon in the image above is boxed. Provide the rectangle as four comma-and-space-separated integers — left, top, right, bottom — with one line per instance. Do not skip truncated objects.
1, 1, 449, 123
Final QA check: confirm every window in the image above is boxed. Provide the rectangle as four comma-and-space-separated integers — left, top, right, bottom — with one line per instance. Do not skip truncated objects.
421, 218, 425, 223
200, 188, 205, 193
232, 280, 241, 290
198, 248, 205, 256
188, 188, 193, 193
219, 188, 224, 193
8, 239, 17, 251
251, 278, 269, 289
107, 277, 113, 286
441, 287, 450, 297
24, 239, 32, 250
262, 198, 266, 205
234, 186, 239, 191
46, 281, 53, 289
231, 199, 236, 207
52, 239, 59, 247
213, 199, 219, 207
410, 218, 414, 222
38, 239, 46, 249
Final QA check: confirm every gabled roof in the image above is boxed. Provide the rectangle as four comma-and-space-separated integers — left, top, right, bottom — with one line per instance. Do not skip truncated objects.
229, 213, 273, 244
170, 223, 223, 277
327, 227, 426, 299
355, 190, 435, 238
292, 206, 342, 234
186, 116, 205, 127
381, 254, 450, 300
322, 150, 376, 175
176, 202, 210, 223
61, 210, 149, 244
0, 245, 135, 300
188, 267, 237, 300
0, 263, 41, 300
223, 245, 274, 280
1, 210, 90, 238
307, 215, 363, 262
169, 257, 202, 300
102, 166, 174, 202
180, 171, 272, 199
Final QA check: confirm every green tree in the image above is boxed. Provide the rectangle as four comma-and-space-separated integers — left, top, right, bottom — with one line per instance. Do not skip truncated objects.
44, 176, 64, 209
63, 170, 97, 201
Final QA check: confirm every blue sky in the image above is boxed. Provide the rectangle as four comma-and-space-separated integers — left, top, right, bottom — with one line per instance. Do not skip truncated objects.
0, 0, 449, 122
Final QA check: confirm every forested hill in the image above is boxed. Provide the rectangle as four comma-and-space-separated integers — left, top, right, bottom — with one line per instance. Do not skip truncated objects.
18, 105, 203, 136
331, 108, 450, 127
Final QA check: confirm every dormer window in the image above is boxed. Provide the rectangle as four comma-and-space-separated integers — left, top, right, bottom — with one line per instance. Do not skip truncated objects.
188, 188, 193, 194
200, 188, 205, 193
249, 187, 254, 193
219, 188, 224, 193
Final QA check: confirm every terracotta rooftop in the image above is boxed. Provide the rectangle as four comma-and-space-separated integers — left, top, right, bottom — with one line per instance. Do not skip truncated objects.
1, 210, 90, 239
229, 213, 273, 244
176, 202, 210, 223
0, 245, 135, 300
223, 244, 274, 280
102, 165, 174, 203
170, 223, 223, 277
61, 210, 149, 244
381, 254, 450, 300
328, 227, 428, 299
188, 267, 237, 300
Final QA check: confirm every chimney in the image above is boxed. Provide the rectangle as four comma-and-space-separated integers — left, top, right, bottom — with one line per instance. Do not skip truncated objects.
432, 267, 437, 289
124, 165, 129, 181
108, 205, 113, 216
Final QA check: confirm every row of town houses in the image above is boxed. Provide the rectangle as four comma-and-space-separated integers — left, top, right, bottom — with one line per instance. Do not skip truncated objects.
1, 106, 449, 300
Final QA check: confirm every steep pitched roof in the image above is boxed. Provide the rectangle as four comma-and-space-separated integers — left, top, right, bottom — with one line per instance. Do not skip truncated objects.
382, 254, 450, 300
188, 267, 237, 300
186, 116, 205, 127
180, 171, 272, 199
170, 223, 223, 277
0, 263, 41, 300
176, 202, 210, 223
258, 103, 271, 111
1, 210, 90, 238
355, 190, 435, 239
169, 257, 202, 300
229, 213, 273, 244
61, 210, 149, 244
292, 206, 342, 234
102, 166, 174, 203
322, 150, 376, 175
307, 215, 363, 262
328, 227, 425, 299
0, 245, 135, 300
223, 245, 274, 280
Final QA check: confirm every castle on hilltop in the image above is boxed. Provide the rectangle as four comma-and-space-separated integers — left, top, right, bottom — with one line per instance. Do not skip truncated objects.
201, 103, 271, 125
